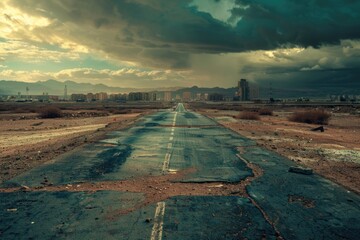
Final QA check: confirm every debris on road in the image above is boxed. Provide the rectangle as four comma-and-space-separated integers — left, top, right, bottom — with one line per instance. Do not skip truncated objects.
6, 208, 17, 212
31, 122, 44, 126
20, 185, 30, 192
311, 126, 325, 132
288, 166, 313, 175
288, 195, 315, 208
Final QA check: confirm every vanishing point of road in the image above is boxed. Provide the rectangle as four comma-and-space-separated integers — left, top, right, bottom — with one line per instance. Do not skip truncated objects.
1, 103, 359, 239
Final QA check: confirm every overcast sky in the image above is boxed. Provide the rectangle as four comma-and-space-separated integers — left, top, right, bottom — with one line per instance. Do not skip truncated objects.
0, 0, 359, 90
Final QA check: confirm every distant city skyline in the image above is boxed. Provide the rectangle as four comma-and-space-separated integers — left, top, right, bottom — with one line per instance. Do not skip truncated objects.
0, 1, 359, 92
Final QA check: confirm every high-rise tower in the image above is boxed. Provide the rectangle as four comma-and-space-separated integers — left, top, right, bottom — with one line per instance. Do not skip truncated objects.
238, 79, 249, 101
64, 85, 68, 100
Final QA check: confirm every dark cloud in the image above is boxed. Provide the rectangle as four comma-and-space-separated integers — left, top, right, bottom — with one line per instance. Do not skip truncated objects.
8, 0, 360, 70
232, 0, 360, 49
255, 68, 360, 96
1, 0, 359, 92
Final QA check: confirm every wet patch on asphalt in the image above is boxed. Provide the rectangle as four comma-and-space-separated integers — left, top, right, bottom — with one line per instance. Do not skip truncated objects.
89, 145, 132, 179
0, 191, 153, 239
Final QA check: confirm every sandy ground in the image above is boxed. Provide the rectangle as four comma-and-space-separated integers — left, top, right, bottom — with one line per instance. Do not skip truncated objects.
0, 111, 146, 182
197, 108, 360, 194
1, 105, 358, 210
0, 106, 268, 215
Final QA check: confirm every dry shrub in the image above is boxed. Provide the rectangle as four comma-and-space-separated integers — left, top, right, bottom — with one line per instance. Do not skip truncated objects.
289, 109, 331, 125
38, 106, 62, 118
12, 107, 38, 113
235, 111, 260, 120
110, 109, 132, 114
258, 108, 273, 116
12, 108, 27, 113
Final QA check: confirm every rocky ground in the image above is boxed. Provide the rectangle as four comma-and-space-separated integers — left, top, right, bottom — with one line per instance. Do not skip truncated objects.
0, 110, 148, 182
1, 104, 359, 202
197, 108, 360, 194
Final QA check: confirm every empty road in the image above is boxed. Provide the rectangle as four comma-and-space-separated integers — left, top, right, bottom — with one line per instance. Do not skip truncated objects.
1, 103, 359, 239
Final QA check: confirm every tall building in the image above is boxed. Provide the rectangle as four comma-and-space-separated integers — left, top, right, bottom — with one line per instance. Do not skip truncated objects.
149, 92, 157, 101
26, 87, 29, 100
164, 91, 172, 101
109, 93, 127, 101
204, 93, 209, 101
64, 85, 68, 101
71, 93, 86, 102
238, 79, 250, 101
195, 93, 201, 101
128, 92, 142, 101
127, 92, 155, 101
95, 92, 108, 101
86, 93, 95, 102
182, 91, 192, 101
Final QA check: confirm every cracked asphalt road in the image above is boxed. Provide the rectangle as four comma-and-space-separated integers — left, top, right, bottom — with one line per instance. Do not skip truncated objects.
1, 103, 359, 239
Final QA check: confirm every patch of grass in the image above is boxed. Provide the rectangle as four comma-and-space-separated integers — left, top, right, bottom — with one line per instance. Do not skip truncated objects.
235, 111, 260, 120
38, 106, 62, 118
258, 108, 273, 116
289, 109, 331, 125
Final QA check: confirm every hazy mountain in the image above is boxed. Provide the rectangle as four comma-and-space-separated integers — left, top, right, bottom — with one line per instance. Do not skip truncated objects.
0, 79, 180, 96
0, 79, 347, 99
0, 79, 135, 95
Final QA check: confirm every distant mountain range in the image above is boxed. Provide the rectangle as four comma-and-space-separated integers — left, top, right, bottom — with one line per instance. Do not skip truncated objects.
0, 79, 180, 96
0, 79, 350, 99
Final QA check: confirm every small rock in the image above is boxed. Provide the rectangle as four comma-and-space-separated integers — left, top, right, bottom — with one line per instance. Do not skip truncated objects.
145, 218, 152, 223
7, 208, 17, 212
289, 166, 313, 175
20, 185, 30, 191
230, 191, 241, 194
311, 126, 325, 132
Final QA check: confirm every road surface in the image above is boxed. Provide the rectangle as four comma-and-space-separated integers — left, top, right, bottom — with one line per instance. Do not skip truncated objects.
1, 103, 359, 239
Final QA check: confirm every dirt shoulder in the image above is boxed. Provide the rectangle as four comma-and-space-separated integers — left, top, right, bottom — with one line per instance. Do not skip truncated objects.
0, 111, 149, 183
196, 108, 360, 194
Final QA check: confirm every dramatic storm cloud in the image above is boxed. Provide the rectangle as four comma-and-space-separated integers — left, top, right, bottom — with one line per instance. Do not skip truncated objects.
0, 0, 359, 92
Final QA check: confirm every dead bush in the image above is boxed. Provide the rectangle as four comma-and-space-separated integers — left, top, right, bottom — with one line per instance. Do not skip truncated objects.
109, 109, 132, 114
38, 106, 62, 118
289, 109, 331, 125
258, 108, 273, 116
235, 111, 260, 120
12, 108, 27, 113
